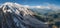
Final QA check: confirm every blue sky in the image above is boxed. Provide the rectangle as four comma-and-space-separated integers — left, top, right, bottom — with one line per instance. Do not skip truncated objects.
0, 0, 60, 6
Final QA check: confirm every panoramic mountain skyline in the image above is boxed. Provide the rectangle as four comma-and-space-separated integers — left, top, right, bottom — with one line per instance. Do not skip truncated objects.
0, 0, 60, 28
0, 0, 60, 10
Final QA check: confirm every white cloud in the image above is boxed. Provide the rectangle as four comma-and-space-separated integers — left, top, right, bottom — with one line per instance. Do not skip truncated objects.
23, 3, 60, 10
36, 6, 41, 8
23, 5, 30, 8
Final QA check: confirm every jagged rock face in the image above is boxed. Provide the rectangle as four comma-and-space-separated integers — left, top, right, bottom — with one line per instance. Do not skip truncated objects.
0, 2, 48, 28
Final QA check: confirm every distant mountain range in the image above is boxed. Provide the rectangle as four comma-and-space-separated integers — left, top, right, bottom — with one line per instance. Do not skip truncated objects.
30, 8, 54, 14
30, 8, 60, 22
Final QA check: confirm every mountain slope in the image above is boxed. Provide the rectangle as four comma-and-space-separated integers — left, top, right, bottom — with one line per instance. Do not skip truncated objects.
0, 2, 48, 28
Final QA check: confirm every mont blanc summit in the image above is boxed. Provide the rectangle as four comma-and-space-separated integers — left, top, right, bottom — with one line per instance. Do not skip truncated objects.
0, 2, 48, 28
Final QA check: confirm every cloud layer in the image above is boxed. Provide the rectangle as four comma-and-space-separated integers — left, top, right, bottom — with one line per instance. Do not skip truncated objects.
23, 3, 60, 10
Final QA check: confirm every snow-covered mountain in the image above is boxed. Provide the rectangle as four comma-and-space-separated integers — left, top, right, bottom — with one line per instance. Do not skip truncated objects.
0, 2, 49, 28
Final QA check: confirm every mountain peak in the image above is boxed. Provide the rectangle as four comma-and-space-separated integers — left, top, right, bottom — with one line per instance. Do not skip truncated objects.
0, 2, 48, 28
3, 2, 14, 5
0, 2, 34, 15
2, 2, 22, 7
